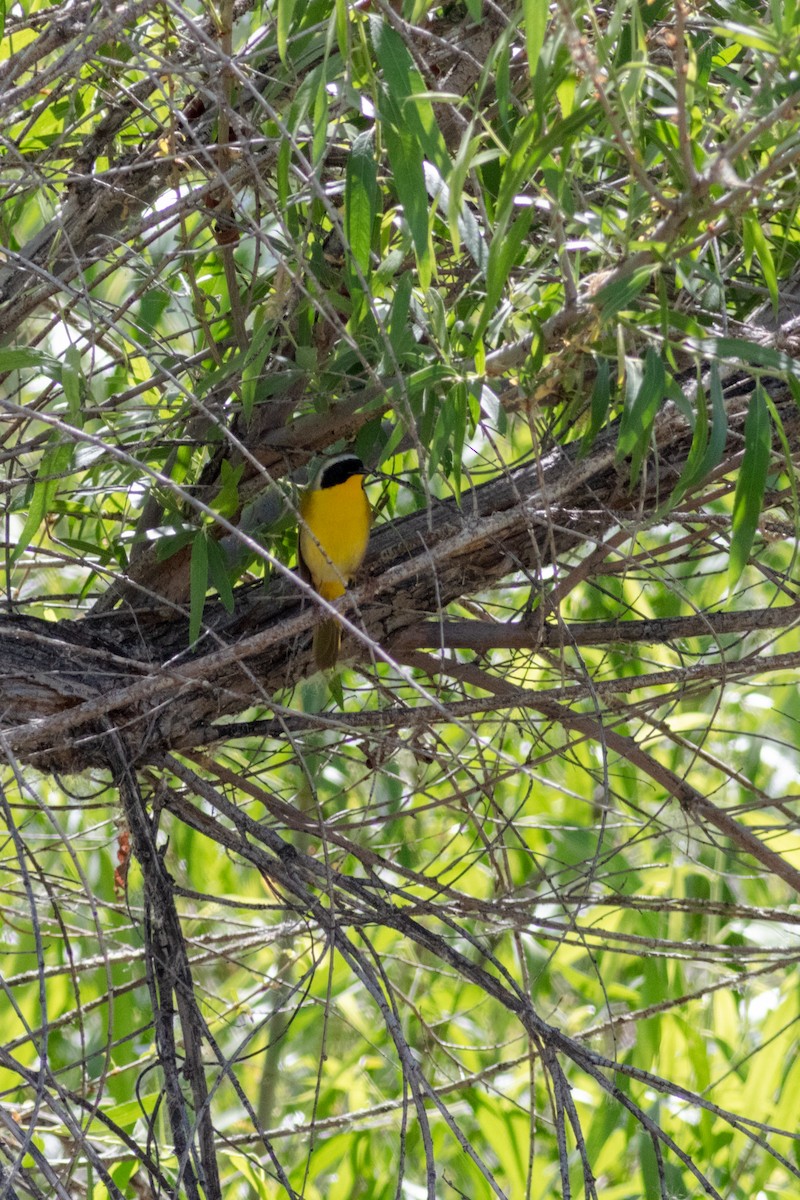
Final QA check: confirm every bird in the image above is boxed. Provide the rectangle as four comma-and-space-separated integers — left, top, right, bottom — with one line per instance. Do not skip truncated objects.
298, 454, 372, 670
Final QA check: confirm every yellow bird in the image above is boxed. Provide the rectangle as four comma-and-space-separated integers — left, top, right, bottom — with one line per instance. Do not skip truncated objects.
298, 454, 372, 670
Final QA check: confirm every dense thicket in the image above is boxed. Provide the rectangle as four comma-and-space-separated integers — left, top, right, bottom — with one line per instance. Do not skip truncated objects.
3, 2, 800, 1197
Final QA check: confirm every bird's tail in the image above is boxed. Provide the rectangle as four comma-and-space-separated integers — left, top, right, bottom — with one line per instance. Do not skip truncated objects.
313, 620, 342, 670
313, 580, 345, 670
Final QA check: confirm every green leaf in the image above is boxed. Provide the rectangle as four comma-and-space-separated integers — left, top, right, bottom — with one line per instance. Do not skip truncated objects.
371, 17, 450, 287
311, 70, 329, 166
155, 527, 194, 561
241, 323, 274, 423
334, 0, 348, 58
276, 0, 295, 63
371, 18, 448, 174
345, 131, 378, 277
138, 287, 171, 335
425, 161, 488, 274
11, 437, 74, 564
743, 212, 778, 315
710, 22, 780, 52
522, 0, 548, 75
0, 347, 58, 373
685, 336, 800, 379
378, 418, 408, 465
580, 357, 611, 455
450, 383, 467, 502
207, 534, 235, 613
592, 263, 657, 319
109, 1159, 139, 1195
328, 671, 345, 706
214, 458, 243, 519
61, 345, 83, 423
387, 271, 413, 356
670, 363, 728, 505
762, 389, 799, 582
445, 132, 482, 265
474, 207, 533, 343
104, 1094, 158, 1129
493, 102, 600, 234
616, 348, 666, 485
189, 529, 209, 646
728, 384, 772, 588
381, 121, 432, 288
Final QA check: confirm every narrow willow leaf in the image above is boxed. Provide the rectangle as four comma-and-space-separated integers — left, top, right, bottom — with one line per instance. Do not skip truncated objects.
214, 458, 243, 520
328, 671, 345, 705
189, 530, 209, 646
445, 129, 477, 263
0, 347, 57, 373
378, 418, 407, 464
593, 263, 657, 319
493, 111, 542, 235
728, 384, 771, 588
11, 438, 74, 564
345, 131, 378, 277
424, 161, 488, 274
387, 271, 413, 355
241, 323, 274, 423
372, 18, 446, 286
685, 335, 800, 378
522, 0, 548, 75
747, 213, 779, 315
616, 348, 665, 485
494, 102, 599, 234
311, 72, 329, 166
762, 388, 799, 580
475, 207, 533, 342
207, 534, 235, 614
156, 527, 194, 561
371, 18, 448, 174
334, 0, 348, 58
742, 210, 755, 273
61, 345, 83, 423
277, 0, 295, 63
671, 363, 728, 504
580, 357, 611, 455
710, 22, 780, 52
138, 287, 170, 335
450, 383, 467, 502
381, 121, 432, 287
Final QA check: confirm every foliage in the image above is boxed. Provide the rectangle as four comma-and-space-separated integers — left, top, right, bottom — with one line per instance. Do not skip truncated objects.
2, 0, 800, 1198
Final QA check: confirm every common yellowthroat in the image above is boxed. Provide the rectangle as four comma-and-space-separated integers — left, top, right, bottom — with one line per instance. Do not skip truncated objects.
298, 454, 372, 670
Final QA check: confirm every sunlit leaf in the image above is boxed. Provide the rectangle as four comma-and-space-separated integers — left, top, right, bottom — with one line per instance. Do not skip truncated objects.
522, 0, 548, 75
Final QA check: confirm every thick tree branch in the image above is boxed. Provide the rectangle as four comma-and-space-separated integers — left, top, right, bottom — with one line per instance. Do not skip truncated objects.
391, 604, 800, 652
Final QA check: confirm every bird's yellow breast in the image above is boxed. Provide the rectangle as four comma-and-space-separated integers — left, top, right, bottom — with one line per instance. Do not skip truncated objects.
299, 474, 371, 600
